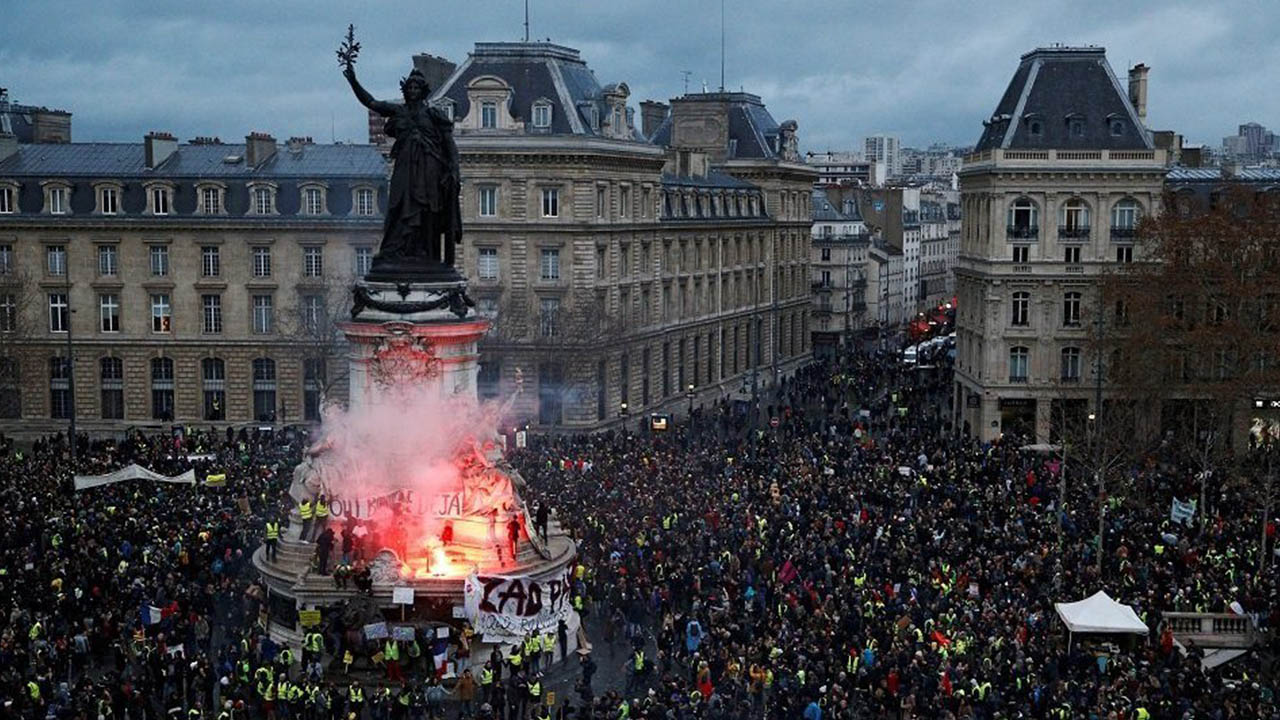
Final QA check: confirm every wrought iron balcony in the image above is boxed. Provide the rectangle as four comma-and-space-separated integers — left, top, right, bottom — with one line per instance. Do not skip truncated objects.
1058, 225, 1091, 240
1007, 225, 1039, 240
1109, 226, 1137, 240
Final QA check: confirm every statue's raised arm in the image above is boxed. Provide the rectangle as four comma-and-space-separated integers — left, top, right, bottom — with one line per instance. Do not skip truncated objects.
337, 25, 397, 117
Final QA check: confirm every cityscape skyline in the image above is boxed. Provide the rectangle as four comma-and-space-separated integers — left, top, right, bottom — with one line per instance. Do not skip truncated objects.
2, 0, 1276, 152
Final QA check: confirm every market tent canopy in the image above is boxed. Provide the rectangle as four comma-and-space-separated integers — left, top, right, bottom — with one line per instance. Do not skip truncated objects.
1054, 591, 1148, 635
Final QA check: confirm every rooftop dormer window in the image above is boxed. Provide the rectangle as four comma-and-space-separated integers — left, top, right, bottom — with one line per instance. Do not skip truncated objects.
95, 183, 122, 215
0, 183, 16, 215
481, 102, 498, 129
1110, 118, 1124, 136
43, 182, 71, 215
532, 100, 552, 129
1067, 114, 1085, 138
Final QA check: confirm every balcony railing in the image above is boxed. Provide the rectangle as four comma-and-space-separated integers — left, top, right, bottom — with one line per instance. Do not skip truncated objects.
1009, 376, 1029, 384
1007, 225, 1039, 240
1058, 225, 1091, 240
1012, 264, 1033, 273
1110, 226, 1137, 240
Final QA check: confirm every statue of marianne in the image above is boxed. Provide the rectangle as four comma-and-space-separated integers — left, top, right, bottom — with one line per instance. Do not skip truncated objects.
341, 33, 462, 271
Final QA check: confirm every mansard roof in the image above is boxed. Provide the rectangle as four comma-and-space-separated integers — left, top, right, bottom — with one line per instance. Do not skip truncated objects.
975, 46, 1151, 152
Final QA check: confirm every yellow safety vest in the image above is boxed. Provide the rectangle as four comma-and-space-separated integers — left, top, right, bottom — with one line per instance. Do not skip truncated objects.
299, 501, 313, 520
481, 669, 493, 685
349, 686, 363, 703
634, 650, 645, 670
528, 681, 541, 698
265, 522, 280, 540
315, 501, 329, 518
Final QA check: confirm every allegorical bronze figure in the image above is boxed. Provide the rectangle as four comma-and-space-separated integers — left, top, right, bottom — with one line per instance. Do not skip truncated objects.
339, 26, 462, 276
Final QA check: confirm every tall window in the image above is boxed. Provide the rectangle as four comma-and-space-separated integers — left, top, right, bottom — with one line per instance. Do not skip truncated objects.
596, 186, 606, 218
97, 245, 118, 276
1061, 347, 1082, 381
48, 293, 68, 333
99, 294, 120, 332
641, 348, 651, 405
302, 294, 325, 333
662, 342, 671, 396
1062, 292, 1082, 327
356, 188, 375, 216
620, 186, 630, 218
252, 358, 277, 422
203, 357, 226, 421
0, 359, 20, 418
149, 245, 169, 276
49, 357, 71, 419
201, 187, 220, 214
1012, 245, 1030, 263
0, 294, 15, 333
1063, 246, 1081, 264
1060, 198, 1090, 236
541, 188, 559, 218
477, 361, 500, 402
253, 186, 273, 215
1111, 199, 1140, 238
477, 248, 499, 280
201, 246, 220, 277
355, 247, 373, 276
47, 245, 66, 276
304, 187, 324, 215
1009, 346, 1029, 382
1116, 246, 1133, 263
252, 295, 274, 334
303, 357, 325, 422
478, 186, 497, 217
202, 294, 222, 334
481, 102, 498, 129
1008, 286, 1029, 326
100, 187, 119, 215
0, 186, 13, 214
49, 187, 67, 215
151, 186, 170, 215
539, 248, 560, 280
99, 357, 124, 419
303, 246, 323, 277
539, 297, 559, 337
150, 294, 171, 333
477, 297, 498, 318
1006, 198, 1038, 238
252, 247, 271, 278
538, 363, 563, 425
532, 102, 551, 128
150, 357, 174, 420
0, 245, 12, 275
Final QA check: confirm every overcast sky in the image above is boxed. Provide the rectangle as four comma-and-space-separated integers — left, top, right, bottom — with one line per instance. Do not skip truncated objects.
2, 0, 1274, 152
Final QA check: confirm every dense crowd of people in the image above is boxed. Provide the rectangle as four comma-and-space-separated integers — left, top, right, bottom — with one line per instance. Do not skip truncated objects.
0, 343, 1277, 719
513, 348, 1280, 719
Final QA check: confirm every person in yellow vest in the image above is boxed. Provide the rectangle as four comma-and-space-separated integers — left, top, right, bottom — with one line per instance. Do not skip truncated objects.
384, 638, 403, 682
264, 519, 280, 561
479, 660, 495, 705
525, 634, 541, 673
298, 499, 314, 541
314, 494, 330, 537
508, 644, 523, 672
527, 673, 543, 714
541, 630, 556, 666
346, 681, 364, 717
304, 631, 324, 666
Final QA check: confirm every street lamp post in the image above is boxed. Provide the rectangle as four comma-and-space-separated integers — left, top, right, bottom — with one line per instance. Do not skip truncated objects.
619, 401, 629, 434
686, 383, 695, 417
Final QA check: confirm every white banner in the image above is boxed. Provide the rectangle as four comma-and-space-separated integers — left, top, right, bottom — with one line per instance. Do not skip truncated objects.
1170, 497, 1197, 526
74, 464, 196, 491
463, 567, 574, 640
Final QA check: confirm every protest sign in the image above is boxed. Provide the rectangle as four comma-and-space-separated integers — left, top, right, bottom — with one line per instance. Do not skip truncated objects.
392, 626, 416, 641
1170, 498, 1197, 526
392, 586, 415, 605
364, 622, 388, 640
298, 610, 321, 627
463, 567, 574, 638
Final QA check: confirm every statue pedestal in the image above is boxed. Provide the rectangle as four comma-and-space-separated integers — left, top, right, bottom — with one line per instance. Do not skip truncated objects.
340, 278, 487, 409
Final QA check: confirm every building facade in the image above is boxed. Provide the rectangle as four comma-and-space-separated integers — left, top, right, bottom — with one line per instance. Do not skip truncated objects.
0, 130, 387, 433
952, 47, 1167, 442
428, 42, 814, 429
865, 135, 901, 177
809, 188, 869, 357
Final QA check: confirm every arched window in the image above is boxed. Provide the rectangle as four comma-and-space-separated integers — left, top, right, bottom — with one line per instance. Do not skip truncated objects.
203, 358, 225, 421
1006, 198, 1038, 239
1009, 346, 1029, 382
100, 357, 124, 419
1062, 292, 1082, 327
1061, 347, 1082, 381
150, 357, 174, 420
252, 358, 276, 422
1059, 198, 1091, 237
1110, 198, 1141, 239
1011, 291, 1030, 327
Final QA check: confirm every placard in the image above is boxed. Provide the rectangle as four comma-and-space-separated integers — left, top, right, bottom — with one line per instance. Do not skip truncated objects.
364, 622, 389, 640
298, 610, 322, 627
392, 626, 416, 641
435, 626, 450, 639
452, 605, 468, 619
393, 586, 415, 605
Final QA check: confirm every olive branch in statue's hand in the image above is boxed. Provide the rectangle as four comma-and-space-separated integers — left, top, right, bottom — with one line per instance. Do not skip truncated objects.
336, 24, 361, 72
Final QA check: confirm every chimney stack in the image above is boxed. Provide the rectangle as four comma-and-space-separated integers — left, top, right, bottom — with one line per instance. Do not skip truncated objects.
639, 100, 669, 140
0, 133, 17, 163
245, 131, 277, 167
1128, 63, 1149, 123
144, 131, 178, 169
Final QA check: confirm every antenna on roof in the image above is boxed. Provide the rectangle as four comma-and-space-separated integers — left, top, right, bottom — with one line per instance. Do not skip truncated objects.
524, 0, 530, 42
719, 0, 726, 92
681, 70, 692, 95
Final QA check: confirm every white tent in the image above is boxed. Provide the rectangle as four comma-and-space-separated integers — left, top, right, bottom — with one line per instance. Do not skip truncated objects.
1055, 591, 1147, 649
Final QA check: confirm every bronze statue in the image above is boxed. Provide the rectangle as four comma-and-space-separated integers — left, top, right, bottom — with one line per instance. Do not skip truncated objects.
339, 26, 462, 276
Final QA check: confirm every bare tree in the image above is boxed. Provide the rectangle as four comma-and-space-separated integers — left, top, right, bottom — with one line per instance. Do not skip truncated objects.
1099, 185, 1280, 567
280, 283, 353, 413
